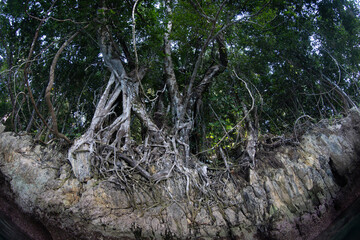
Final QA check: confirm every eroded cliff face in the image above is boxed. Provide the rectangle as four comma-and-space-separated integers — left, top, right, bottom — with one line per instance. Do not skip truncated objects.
0, 109, 360, 240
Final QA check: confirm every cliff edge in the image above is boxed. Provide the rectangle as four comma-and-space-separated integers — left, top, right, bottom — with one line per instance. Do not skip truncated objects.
0, 109, 360, 239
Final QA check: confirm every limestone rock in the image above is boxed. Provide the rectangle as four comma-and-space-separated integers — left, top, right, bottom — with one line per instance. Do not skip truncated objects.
0, 109, 360, 239
0, 123, 5, 134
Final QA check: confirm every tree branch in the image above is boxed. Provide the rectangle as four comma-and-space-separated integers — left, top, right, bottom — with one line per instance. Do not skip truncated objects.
194, 34, 228, 101
24, 18, 51, 137
179, 1, 226, 122
117, 34, 135, 68
132, 99, 165, 144
118, 152, 152, 180
164, 1, 183, 119
132, 0, 141, 81
100, 26, 127, 79
45, 30, 82, 144
189, 0, 214, 22
180, 1, 270, 122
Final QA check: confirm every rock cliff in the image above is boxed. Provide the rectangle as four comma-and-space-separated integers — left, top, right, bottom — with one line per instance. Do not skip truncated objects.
0, 109, 360, 239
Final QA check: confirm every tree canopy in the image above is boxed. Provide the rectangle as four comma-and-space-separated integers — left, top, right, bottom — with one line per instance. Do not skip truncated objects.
0, 0, 360, 182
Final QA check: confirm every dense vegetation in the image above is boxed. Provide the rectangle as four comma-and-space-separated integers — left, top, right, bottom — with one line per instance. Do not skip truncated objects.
0, 0, 359, 183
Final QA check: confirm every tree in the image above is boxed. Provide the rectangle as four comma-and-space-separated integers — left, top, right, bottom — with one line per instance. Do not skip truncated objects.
0, 0, 359, 190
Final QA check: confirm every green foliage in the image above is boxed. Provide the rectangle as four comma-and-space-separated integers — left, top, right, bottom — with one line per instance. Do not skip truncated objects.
0, 0, 359, 152
196, 0, 360, 152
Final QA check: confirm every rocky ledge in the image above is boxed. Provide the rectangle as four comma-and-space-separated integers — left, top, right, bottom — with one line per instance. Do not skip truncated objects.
0, 109, 360, 239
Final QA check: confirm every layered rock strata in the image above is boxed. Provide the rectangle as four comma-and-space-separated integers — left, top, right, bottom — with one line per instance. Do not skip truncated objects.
0, 109, 359, 239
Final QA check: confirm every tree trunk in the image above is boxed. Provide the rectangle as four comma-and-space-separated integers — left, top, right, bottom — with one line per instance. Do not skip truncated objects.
68, 1, 228, 182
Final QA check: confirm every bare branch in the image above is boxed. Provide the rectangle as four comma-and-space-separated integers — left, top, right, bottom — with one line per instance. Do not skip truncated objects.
194, 34, 228, 102
48, 16, 88, 24
23, 0, 85, 143
132, 0, 141, 80
209, 103, 231, 140
100, 26, 127, 79
116, 33, 135, 68
164, 1, 183, 119
201, 0, 271, 48
196, 70, 256, 155
189, 0, 214, 22
45, 30, 83, 143
24, 17, 50, 137
179, 1, 270, 123
132, 100, 165, 144
321, 73, 356, 110
179, 1, 227, 123
25, 0, 58, 21
219, 148, 230, 173
117, 152, 152, 180
294, 115, 315, 141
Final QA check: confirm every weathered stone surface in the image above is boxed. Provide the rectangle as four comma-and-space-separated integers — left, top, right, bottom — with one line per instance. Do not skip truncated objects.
0, 108, 360, 239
